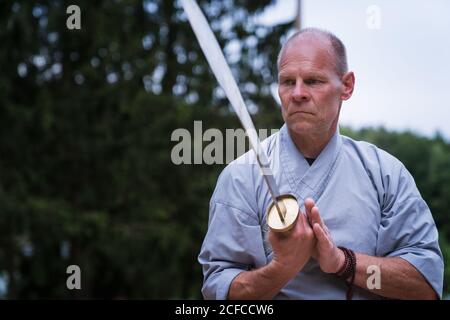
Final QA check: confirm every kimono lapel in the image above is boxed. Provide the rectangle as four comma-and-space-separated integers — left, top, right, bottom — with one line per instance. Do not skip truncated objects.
279, 124, 343, 203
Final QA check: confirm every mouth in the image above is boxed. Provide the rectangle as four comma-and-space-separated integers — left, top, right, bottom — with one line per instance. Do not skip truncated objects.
290, 111, 314, 116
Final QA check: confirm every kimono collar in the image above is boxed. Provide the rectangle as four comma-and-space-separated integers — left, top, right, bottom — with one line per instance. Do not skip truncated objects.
279, 123, 343, 202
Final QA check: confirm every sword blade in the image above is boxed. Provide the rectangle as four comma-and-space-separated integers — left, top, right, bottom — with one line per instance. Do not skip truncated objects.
181, 0, 284, 210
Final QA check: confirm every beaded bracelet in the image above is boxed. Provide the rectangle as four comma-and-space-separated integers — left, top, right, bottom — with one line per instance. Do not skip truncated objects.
336, 246, 356, 300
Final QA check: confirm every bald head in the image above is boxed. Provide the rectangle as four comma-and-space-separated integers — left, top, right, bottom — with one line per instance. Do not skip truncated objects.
277, 28, 348, 77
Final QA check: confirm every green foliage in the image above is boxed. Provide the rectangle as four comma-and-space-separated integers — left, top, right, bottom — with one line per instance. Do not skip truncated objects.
0, 0, 287, 299
0, 1, 448, 299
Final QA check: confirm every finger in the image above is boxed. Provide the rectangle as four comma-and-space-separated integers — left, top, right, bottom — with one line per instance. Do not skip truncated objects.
301, 212, 313, 231
297, 210, 304, 225
304, 198, 315, 225
299, 211, 308, 230
313, 223, 330, 246
311, 206, 325, 229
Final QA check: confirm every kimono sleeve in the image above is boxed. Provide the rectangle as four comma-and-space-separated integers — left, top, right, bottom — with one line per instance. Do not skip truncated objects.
198, 201, 267, 300
375, 164, 444, 298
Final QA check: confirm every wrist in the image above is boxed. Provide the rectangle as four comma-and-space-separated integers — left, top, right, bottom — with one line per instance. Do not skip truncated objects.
334, 246, 357, 300
269, 258, 299, 279
334, 247, 346, 275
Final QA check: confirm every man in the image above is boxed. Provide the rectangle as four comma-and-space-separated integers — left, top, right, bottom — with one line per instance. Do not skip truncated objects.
198, 28, 443, 299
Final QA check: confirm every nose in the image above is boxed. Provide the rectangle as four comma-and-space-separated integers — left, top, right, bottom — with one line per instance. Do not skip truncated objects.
292, 81, 309, 102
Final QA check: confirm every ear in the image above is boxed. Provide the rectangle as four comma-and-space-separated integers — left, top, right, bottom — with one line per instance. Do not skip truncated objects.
340, 71, 355, 101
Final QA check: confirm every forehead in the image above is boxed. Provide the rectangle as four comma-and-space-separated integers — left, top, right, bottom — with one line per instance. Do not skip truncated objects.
278, 35, 337, 76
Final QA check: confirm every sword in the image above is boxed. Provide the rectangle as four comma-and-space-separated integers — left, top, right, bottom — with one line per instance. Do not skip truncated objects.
180, 0, 288, 221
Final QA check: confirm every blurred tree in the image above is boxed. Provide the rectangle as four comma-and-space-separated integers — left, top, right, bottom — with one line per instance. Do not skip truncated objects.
0, 0, 291, 298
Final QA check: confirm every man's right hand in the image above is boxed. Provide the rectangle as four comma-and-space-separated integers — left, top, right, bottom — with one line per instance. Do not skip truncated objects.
268, 211, 316, 277
228, 210, 316, 299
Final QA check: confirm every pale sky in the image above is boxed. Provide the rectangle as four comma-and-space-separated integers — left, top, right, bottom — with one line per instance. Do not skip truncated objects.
256, 0, 450, 139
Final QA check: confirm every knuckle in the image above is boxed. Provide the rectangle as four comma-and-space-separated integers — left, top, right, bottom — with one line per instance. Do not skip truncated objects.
300, 229, 314, 242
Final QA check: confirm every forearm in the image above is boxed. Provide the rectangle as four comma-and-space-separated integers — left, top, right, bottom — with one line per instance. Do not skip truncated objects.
353, 253, 437, 300
228, 260, 295, 300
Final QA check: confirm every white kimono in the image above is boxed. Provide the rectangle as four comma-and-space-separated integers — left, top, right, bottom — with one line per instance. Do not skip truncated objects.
198, 124, 444, 299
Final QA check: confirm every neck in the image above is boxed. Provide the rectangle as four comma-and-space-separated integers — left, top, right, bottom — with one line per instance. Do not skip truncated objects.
288, 124, 337, 159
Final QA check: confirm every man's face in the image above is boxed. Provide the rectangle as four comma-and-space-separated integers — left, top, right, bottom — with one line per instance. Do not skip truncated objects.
278, 36, 352, 136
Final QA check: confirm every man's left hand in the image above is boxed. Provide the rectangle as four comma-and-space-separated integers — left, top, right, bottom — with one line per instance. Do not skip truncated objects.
304, 198, 345, 274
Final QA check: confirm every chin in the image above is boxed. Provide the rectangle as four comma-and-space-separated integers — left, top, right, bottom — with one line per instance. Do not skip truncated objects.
287, 121, 312, 135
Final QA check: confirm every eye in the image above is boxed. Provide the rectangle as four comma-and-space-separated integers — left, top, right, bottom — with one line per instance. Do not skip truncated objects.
282, 79, 295, 86
304, 78, 322, 85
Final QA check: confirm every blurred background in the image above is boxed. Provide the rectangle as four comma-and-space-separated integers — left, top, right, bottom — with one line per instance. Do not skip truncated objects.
0, 0, 449, 299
